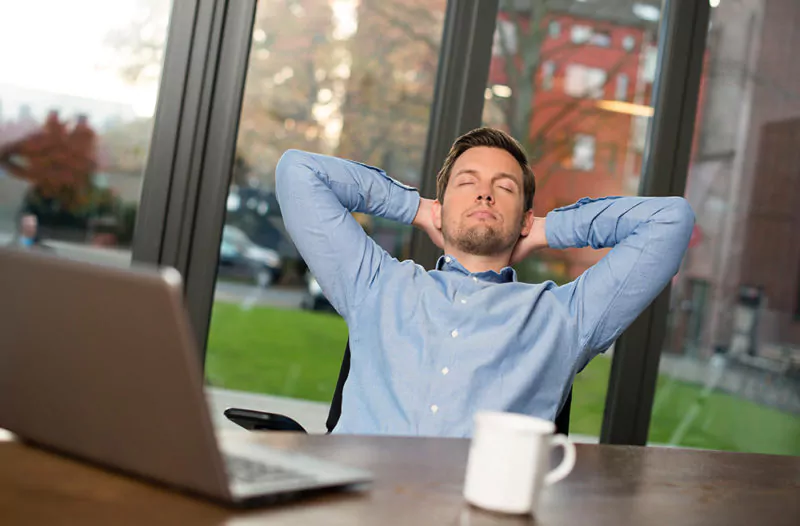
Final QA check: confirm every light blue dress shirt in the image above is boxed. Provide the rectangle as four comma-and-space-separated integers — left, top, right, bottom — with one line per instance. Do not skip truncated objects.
275, 149, 695, 437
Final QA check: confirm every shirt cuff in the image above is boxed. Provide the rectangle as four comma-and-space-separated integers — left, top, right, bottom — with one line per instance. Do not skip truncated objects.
389, 179, 421, 225
545, 208, 571, 249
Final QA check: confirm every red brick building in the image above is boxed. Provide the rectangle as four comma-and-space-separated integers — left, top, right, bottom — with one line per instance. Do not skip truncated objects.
485, 8, 660, 278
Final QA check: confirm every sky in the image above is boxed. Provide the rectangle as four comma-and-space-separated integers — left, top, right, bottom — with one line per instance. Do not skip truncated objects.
0, 0, 163, 119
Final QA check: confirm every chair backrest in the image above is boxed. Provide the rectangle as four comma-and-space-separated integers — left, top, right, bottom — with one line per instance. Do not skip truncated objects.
326, 340, 572, 435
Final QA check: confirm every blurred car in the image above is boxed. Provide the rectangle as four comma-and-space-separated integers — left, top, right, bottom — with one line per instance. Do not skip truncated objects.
301, 272, 336, 313
218, 225, 282, 288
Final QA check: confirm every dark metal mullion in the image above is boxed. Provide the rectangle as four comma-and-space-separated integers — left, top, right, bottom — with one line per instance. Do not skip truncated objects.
173, 0, 229, 274
132, 0, 201, 265
600, 0, 710, 445
182, 0, 258, 357
408, 0, 500, 269
161, 0, 225, 271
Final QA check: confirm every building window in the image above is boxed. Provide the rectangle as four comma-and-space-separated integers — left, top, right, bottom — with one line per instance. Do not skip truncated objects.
622, 35, 636, 51
632, 116, 649, 151
549, 20, 561, 38
615, 74, 629, 101
564, 64, 606, 98
589, 31, 612, 47
570, 25, 592, 44
572, 135, 595, 171
542, 61, 556, 90
492, 19, 517, 56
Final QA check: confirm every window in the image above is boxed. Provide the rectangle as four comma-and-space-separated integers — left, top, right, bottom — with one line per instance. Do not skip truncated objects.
205, 0, 448, 419
493, 19, 517, 55
632, 115, 649, 151
589, 31, 612, 47
572, 135, 595, 171
564, 64, 607, 98
649, 0, 800, 456
570, 25, 592, 44
622, 35, 636, 51
549, 20, 561, 38
542, 61, 556, 91
0, 0, 171, 266
616, 74, 630, 101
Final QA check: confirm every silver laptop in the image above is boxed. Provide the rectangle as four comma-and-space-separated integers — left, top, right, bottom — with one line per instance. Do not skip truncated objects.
0, 247, 371, 505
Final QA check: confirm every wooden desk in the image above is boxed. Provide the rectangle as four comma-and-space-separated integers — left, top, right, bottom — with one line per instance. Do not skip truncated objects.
1, 433, 798, 525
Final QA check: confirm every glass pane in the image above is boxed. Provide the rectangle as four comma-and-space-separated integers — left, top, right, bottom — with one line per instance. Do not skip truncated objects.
205, 0, 447, 429
0, 0, 171, 267
649, 0, 800, 455
483, 0, 664, 440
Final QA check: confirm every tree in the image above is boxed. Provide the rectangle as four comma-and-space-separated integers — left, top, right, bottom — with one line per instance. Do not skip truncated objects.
0, 111, 97, 213
335, 0, 445, 188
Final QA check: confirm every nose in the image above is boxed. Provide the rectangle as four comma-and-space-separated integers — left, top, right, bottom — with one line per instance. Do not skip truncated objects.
476, 193, 494, 204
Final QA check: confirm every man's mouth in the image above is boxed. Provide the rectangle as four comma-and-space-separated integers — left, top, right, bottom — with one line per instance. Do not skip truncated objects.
468, 210, 497, 220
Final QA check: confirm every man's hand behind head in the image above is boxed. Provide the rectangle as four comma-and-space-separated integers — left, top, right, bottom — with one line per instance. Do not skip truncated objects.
413, 198, 445, 250
510, 217, 547, 266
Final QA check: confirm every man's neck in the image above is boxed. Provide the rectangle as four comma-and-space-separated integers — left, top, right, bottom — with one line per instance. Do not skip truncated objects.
444, 247, 512, 274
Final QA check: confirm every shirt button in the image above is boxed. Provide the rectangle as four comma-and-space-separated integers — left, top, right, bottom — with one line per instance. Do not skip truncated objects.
472, 276, 478, 283
441, 367, 449, 375
445, 256, 451, 263
430, 404, 439, 414
451, 329, 459, 338
460, 299, 467, 304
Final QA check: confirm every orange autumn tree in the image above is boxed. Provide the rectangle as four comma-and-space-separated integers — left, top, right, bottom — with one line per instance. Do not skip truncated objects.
0, 111, 98, 214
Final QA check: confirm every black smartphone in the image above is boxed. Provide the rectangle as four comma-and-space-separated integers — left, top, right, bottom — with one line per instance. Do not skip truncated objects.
223, 408, 307, 432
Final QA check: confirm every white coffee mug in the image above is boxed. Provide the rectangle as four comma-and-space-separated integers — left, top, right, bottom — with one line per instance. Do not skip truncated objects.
463, 411, 576, 515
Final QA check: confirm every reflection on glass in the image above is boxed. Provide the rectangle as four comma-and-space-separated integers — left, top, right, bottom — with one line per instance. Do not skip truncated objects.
482, 0, 663, 439
652, 0, 800, 455
0, 0, 171, 266
205, 0, 447, 411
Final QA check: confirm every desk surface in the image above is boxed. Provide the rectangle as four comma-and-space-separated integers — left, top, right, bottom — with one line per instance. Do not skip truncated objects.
2, 433, 798, 526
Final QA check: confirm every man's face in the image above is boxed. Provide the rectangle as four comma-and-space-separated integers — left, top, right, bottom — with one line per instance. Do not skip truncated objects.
433, 146, 532, 256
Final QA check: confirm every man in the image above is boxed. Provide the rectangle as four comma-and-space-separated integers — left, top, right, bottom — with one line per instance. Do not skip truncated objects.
276, 127, 694, 437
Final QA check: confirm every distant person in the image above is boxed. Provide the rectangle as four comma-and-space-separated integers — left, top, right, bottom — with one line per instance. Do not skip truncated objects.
10, 213, 50, 251
275, 127, 695, 437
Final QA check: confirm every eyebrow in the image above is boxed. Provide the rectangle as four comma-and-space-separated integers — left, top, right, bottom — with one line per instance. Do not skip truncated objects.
454, 169, 521, 186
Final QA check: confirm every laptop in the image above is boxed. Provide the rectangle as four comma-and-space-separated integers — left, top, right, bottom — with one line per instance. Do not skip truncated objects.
0, 247, 371, 505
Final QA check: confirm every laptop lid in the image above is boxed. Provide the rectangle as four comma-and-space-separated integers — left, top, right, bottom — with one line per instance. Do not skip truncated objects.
0, 248, 230, 500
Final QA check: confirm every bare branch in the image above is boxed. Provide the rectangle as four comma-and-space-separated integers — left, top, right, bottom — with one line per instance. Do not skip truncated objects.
364, 2, 439, 55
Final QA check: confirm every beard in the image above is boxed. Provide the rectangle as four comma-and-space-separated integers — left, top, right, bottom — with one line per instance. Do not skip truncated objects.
444, 221, 519, 256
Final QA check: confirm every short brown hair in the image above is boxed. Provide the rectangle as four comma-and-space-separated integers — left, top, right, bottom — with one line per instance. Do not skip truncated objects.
436, 127, 535, 211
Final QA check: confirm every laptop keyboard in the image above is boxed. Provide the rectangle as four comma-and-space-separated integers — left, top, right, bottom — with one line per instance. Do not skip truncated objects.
224, 454, 316, 485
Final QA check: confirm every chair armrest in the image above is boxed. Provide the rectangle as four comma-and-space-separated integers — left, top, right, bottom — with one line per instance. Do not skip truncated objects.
224, 408, 308, 433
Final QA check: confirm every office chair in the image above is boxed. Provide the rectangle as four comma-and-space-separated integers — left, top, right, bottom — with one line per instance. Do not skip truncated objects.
224, 339, 573, 435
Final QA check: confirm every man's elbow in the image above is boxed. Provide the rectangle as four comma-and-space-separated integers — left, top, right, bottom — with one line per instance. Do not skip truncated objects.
275, 149, 307, 182
275, 149, 314, 198
661, 196, 696, 248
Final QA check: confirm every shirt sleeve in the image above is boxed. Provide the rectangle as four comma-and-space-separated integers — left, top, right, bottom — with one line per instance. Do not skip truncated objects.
275, 149, 421, 320
547, 196, 695, 368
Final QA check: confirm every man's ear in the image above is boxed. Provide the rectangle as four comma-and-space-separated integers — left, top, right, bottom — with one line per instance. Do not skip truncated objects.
520, 209, 534, 237
432, 200, 443, 230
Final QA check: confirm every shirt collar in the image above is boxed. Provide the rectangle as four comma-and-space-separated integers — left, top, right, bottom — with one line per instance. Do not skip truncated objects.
435, 255, 517, 284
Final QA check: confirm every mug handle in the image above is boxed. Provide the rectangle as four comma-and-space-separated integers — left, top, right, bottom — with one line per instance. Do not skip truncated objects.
544, 434, 576, 485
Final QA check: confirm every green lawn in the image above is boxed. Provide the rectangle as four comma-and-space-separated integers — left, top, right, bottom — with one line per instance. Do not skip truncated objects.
206, 303, 800, 455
